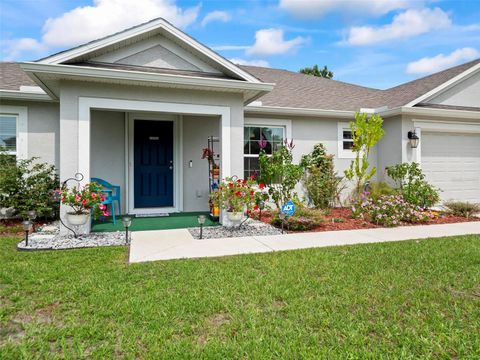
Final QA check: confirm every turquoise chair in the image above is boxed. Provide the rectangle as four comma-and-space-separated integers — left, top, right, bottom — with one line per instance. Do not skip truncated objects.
91, 178, 121, 225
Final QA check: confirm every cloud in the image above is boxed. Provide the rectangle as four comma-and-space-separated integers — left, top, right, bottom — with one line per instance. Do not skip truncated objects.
246, 28, 307, 56
346, 7, 451, 46
42, 0, 200, 47
406, 47, 479, 75
2, 0, 201, 60
201, 10, 231, 27
1, 38, 47, 61
279, 0, 420, 18
229, 58, 270, 67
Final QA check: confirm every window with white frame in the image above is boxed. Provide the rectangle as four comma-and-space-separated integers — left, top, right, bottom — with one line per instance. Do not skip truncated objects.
338, 122, 355, 158
0, 114, 17, 154
244, 125, 285, 179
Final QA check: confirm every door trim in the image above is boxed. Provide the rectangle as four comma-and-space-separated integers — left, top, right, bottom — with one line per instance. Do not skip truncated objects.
126, 112, 183, 214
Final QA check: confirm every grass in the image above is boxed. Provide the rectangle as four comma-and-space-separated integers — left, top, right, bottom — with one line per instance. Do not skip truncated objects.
1, 235, 480, 358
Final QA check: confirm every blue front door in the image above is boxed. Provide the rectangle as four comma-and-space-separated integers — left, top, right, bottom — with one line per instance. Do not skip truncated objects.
134, 120, 174, 208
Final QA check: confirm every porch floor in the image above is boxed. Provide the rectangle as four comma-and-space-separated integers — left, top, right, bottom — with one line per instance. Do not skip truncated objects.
91, 212, 219, 233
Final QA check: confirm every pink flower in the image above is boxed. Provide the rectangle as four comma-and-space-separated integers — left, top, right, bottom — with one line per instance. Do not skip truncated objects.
98, 204, 106, 210
100, 195, 106, 202
102, 211, 109, 217
82, 199, 87, 205
91, 193, 97, 199
75, 195, 81, 202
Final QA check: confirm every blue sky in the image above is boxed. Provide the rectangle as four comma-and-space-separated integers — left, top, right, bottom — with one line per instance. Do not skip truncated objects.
1, 0, 479, 89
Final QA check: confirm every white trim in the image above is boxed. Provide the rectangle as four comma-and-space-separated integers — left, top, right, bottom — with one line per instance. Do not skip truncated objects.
337, 122, 355, 159
21, 62, 274, 102
405, 63, 480, 107
36, 18, 260, 83
413, 119, 480, 134
245, 105, 355, 118
0, 89, 53, 102
78, 97, 231, 215
127, 113, 183, 214
0, 105, 28, 159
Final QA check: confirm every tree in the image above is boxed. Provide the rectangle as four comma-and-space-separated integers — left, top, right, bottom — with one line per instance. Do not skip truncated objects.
299, 64, 333, 79
344, 112, 384, 195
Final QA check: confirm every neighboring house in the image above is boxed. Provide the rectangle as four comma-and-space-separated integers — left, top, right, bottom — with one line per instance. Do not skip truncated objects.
1, 18, 479, 225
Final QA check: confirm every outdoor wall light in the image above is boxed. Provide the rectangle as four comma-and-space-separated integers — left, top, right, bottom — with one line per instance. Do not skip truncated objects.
197, 215, 206, 239
408, 130, 420, 149
278, 212, 287, 234
28, 210, 37, 232
122, 216, 132, 244
22, 220, 32, 247
258, 200, 265, 221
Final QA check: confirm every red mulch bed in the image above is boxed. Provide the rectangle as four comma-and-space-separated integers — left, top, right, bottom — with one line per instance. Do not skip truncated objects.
257, 208, 480, 233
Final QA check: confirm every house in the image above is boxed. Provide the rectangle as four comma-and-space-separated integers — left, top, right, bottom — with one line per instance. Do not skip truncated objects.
1, 18, 479, 229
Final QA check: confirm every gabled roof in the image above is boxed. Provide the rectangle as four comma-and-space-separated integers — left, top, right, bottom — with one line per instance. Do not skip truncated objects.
36, 17, 260, 84
382, 58, 480, 108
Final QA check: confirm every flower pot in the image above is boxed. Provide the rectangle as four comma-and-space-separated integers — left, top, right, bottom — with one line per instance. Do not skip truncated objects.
66, 212, 90, 226
226, 211, 243, 227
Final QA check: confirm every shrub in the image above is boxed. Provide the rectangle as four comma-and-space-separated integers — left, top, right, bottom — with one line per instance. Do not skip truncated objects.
258, 141, 304, 210
271, 207, 324, 231
301, 143, 340, 209
443, 201, 480, 218
344, 112, 385, 194
61, 183, 109, 220
352, 193, 434, 227
386, 162, 440, 208
368, 181, 396, 201
0, 152, 59, 219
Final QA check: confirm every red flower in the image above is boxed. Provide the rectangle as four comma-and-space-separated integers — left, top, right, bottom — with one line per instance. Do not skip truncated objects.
242, 179, 247, 185
100, 195, 106, 202
235, 191, 241, 197
91, 193, 97, 199
228, 183, 234, 188
259, 183, 265, 190
82, 199, 87, 205
250, 191, 255, 196
250, 175, 255, 180
254, 204, 259, 211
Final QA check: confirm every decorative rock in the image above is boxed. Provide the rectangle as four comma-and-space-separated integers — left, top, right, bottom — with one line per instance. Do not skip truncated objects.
189, 218, 282, 239
18, 231, 129, 250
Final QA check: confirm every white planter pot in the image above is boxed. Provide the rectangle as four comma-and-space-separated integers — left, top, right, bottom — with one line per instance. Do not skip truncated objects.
66, 212, 90, 226
226, 211, 244, 227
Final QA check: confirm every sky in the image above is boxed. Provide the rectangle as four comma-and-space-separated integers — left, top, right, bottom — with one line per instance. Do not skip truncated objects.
1, 0, 479, 89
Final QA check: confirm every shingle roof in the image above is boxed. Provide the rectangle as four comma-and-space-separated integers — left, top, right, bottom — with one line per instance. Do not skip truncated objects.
0, 62, 37, 91
382, 58, 480, 108
240, 65, 383, 111
1, 59, 479, 110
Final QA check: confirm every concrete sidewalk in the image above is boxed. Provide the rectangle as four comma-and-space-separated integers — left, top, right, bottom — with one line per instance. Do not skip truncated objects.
129, 222, 480, 263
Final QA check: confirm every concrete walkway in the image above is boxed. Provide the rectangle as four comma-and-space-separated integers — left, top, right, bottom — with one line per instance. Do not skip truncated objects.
129, 222, 480, 263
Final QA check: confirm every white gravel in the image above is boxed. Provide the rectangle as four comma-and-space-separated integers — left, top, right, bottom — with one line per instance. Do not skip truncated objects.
189, 218, 282, 239
17, 222, 128, 250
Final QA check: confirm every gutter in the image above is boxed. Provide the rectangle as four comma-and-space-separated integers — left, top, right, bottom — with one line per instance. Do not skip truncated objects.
0, 89, 54, 102
20, 62, 275, 101
244, 105, 355, 118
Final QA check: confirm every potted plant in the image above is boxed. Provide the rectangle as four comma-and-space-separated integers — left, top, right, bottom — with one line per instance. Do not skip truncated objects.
210, 177, 259, 226
60, 182, 109, 226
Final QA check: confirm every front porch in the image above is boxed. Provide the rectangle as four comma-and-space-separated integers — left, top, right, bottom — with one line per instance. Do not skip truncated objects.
91, 212, 219, 233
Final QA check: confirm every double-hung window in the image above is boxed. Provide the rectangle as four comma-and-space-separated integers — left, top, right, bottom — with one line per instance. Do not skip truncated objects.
338, 122, 355, 158
244, 125, 285, 179
0, 114, 17, 155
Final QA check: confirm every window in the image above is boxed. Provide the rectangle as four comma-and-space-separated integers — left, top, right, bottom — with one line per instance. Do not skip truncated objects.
244, 125, 285, 179
338, 122, 355, 158
0, 115, 17, 154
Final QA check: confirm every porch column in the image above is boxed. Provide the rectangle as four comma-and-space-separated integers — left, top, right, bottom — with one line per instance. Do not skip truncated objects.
58, 93, 91, 235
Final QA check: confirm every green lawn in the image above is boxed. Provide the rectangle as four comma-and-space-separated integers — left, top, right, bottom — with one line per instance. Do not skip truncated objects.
1, 235, 480, 358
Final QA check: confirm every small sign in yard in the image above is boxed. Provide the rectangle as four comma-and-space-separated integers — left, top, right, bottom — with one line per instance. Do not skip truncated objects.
281, 200, 296, 217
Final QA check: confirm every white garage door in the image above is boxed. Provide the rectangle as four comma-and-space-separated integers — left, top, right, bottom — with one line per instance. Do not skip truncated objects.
421, 131, 480, 203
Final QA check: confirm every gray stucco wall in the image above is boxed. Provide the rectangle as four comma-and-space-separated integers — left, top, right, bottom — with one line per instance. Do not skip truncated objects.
0, 99, 59, 168
182, 115, 219, 211
377, 115, 402, 182
90, 110, 126, 213
428, 71, 480, 107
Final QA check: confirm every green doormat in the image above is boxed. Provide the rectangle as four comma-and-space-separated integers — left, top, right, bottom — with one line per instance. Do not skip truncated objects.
91, 212, 219, 233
